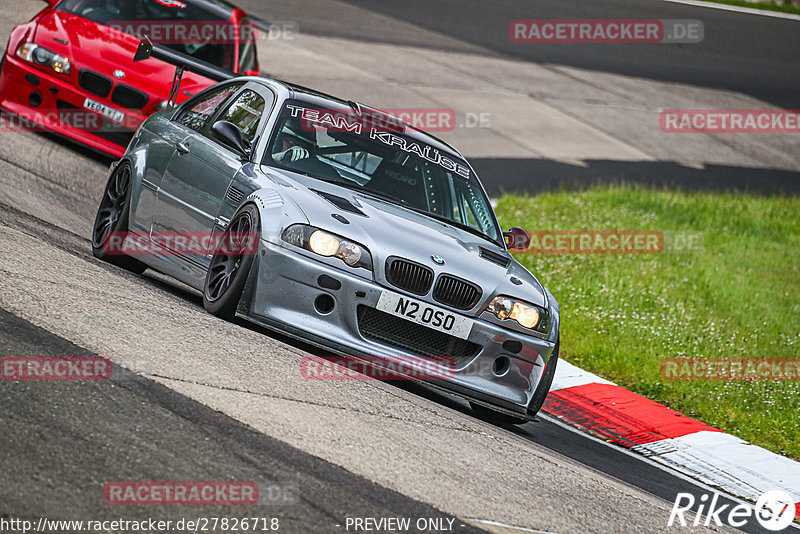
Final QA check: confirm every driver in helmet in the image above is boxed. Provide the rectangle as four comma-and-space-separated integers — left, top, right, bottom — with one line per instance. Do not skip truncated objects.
273, 119, 315, 163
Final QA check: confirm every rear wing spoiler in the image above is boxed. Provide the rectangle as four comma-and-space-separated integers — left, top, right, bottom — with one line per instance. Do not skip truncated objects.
133, 37, 236, 108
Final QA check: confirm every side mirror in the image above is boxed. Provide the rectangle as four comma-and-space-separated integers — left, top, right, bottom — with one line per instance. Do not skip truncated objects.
503, 227, 530, 251
211, 120, 249, 158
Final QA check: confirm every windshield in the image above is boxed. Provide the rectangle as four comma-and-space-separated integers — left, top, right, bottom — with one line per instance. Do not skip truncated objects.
265, 100, 501, 244
57, 0, 253, 73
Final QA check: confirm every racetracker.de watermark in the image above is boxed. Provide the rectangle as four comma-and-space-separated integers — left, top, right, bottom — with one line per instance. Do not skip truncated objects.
107, 20, 256, 44
661, 109, 800, 133
1, 110, 139, 132
509, 19, 703, 43
104, 482, 263, 506
661, 358, 800, 382
300, 355, 457, 381
289, 105, 491, 134
1, 356, 112, 380
106, 19, 300, 44
101, 231, 260, 256
511, 230, 704, 254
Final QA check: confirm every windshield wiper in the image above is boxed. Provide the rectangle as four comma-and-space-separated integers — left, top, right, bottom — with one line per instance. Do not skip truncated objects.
347, 187, 406, 206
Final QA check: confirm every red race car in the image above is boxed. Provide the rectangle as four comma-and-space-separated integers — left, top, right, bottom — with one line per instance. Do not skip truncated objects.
0, 0, 259, 158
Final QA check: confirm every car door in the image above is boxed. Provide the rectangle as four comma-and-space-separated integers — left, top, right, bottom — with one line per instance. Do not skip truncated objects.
152, 82, 269, 269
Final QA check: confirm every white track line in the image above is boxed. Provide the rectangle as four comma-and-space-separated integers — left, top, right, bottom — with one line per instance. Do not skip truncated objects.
550, 359, 615, 391
663, 0, 800, 21
633, 431, 800, 506
467, 519, 558, 533
538, 413, 800, 532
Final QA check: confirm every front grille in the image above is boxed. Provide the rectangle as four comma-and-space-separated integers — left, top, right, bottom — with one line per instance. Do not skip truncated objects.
433, 275, 482, 310
385, 257, 433, 296
111, 84, 148, 110
357, 305, 481, 364
56, 100, 135, 147
78, 69, 112, 97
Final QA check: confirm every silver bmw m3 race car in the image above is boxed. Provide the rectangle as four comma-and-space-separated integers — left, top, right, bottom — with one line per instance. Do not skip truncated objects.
91, 59, 561, 424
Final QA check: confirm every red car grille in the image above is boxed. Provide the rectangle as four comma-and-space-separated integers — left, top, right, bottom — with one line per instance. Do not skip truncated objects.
78, 70, 148, 110
78, 69, 112, 98
111, 84, 148, 110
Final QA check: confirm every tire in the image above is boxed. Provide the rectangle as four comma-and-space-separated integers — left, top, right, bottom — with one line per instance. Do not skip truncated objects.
469, 336, 560, 426
202, 204, 260, 320
91, 162, 147, 274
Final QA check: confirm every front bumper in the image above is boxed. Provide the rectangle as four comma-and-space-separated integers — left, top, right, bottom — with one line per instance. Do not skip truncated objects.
239, 240, 558, 414
0, 53, 143, 158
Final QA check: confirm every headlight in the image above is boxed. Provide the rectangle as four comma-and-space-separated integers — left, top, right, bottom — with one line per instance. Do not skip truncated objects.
487, 296, 549, 333
16, 43, 70, 75
309, 231, 340, 257
282, 224, 372, 270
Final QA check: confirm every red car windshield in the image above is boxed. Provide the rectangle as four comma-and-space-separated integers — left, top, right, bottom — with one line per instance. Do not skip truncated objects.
56, 0, 251, 72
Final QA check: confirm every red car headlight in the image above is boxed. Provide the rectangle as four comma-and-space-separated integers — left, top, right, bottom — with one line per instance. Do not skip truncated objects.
16, 43, 71, 75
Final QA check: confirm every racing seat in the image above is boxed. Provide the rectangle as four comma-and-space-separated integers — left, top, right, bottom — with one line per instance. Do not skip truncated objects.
367, 160, 428, 210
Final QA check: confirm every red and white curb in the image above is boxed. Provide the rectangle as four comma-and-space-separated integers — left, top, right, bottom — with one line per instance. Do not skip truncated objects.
542, 360, 800, 520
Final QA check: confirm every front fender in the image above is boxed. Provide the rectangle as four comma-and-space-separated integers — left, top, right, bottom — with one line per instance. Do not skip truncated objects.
243, 186, 309, 245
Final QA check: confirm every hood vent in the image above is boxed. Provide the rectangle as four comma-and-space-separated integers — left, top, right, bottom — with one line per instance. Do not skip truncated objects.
311, 189, 366, 217
479, 247, 511, 268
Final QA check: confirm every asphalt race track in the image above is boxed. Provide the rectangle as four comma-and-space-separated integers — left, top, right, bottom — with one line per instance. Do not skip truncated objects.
238, 0, 800, 195
246, 0, 800, 109
0, 308, 485, 533
0, 1, 798, 533
0, 199, 771, 533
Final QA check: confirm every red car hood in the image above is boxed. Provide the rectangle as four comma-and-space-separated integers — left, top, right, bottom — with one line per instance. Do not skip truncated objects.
34, 10, 217, 109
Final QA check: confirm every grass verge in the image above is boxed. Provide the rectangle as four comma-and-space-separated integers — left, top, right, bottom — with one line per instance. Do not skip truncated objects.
690, 0, 800, 15
494, 186, 800, 460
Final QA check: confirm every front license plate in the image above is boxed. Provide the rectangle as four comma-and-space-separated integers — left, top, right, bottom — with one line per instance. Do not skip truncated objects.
83, 98, 125, 124
376, 291, 473, 340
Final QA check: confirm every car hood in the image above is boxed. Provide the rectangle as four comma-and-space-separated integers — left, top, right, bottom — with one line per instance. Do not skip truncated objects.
34, 10, 214, 106
263, 167, 548, 310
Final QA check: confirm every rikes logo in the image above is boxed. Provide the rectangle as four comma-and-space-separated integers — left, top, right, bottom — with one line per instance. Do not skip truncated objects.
431, 255, 445, 265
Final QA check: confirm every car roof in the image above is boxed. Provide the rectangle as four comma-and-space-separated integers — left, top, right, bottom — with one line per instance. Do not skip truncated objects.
184, 0, 241, 19
249, 77, 465, 161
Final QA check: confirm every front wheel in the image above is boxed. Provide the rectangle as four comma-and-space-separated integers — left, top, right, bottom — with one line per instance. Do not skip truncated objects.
203, 204, 260, 319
